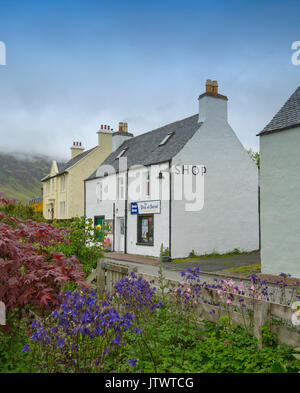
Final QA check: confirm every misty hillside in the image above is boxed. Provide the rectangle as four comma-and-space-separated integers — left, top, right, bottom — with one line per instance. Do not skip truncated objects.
0, 152, 56, 202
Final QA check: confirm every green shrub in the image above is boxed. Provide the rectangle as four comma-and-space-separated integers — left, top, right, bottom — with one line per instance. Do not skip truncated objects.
0, 200, 44, 221
55, 216, 104, 277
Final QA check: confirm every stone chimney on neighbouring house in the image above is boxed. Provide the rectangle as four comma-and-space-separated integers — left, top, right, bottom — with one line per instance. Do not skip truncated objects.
112, 122, 134, 152
198, 79, 228, 123
70, 141, 84, 159
97, 124, 113, 153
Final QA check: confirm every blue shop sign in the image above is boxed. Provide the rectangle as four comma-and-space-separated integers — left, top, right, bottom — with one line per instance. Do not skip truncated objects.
130, 201, 161, 215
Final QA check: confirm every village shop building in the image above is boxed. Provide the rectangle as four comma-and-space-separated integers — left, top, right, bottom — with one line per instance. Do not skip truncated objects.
85, 81, 259, 258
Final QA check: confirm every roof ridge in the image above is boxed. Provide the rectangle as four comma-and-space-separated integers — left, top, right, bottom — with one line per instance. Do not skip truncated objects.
65, 145, 97, 164
86, 114, 201, 181
127, 113, 198, 142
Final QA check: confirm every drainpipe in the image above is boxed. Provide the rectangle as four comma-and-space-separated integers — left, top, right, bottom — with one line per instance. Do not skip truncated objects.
113, 202, 115, 252
124, 169, 129, 254
84, 180, 86, 217
169, 160, 172, 258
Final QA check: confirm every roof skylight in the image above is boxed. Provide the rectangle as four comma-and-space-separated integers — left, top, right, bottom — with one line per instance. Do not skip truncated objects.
116, 148, 127, 159
159, 132, 174, 146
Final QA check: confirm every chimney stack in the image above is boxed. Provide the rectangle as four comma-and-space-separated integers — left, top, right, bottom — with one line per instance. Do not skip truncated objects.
70, 141, 84, 159
198, 79, 228, 123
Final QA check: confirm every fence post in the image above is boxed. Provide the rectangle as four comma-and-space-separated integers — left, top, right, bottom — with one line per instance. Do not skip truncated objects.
253, 301, 270, 347
96, 258, 106, 293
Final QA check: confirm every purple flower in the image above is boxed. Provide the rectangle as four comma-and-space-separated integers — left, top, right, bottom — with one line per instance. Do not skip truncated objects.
127, 358, 137, 367
57, 337, 65, 347
112, 335, 121, 345
22, 344, 30, 352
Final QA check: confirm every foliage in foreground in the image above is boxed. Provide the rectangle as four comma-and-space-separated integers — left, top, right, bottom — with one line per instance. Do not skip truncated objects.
2, 270, 299, 373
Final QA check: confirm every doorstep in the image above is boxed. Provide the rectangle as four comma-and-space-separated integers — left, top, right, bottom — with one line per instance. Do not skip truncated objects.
104, 252, 159, 266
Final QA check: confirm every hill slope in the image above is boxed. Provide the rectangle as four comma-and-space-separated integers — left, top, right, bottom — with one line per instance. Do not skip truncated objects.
0, 152, 55, 202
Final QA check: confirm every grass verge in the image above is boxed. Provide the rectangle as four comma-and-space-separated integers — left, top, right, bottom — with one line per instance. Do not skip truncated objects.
171, 248, 257, 263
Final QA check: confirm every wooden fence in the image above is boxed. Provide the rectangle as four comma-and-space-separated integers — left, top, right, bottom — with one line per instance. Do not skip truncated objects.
87, 259, 300, 347
87, 258, 137, 293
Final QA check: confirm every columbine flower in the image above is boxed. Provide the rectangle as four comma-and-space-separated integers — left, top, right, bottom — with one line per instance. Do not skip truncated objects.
57, 337, 65, 347
112, 335, 121, 345
127, 358, 137, 368
22, 344, 30, 352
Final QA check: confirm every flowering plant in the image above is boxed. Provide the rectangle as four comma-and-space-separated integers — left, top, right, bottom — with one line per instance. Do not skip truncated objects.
25, 289, 139, 372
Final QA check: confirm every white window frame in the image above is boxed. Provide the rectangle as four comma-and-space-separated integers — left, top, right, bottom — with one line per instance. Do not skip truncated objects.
60, 176, 66, 192
145, 170, 150, 197
97, 181, 103, 202
60, 201, 66, 219
118, 175, 125, 200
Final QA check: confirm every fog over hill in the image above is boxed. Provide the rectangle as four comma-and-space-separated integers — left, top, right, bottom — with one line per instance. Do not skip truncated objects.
0, 151, 63, 202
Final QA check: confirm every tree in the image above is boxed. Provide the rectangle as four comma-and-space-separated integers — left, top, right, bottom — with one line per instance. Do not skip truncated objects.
247, 149, 260, 167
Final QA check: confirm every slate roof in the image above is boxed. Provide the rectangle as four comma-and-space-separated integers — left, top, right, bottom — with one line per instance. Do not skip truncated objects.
258, 87, 300, 136
41, 146, 97, 181
87, 114, 201, 180
57, 146, 97, 175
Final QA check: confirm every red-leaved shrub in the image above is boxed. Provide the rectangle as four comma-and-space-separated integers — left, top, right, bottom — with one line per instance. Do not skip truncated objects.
0, 210, 87, 310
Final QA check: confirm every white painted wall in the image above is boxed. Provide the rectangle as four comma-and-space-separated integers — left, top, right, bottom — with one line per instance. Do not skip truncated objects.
126, 162, 170, 257
85, 162, 170, 257
171, 96, 259, 258
112, 134, 133, 152
260, 126, 300, 277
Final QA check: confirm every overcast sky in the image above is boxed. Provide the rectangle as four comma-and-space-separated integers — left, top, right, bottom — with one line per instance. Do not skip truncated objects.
0, 0, 299, 160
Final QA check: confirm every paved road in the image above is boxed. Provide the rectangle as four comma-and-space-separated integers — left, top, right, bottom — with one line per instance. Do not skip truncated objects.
164, 253, 260, 273
104, 253, 261, 283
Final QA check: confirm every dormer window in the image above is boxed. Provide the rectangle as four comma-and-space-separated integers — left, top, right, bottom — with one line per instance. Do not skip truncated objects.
159, 132, 174, 146
116, 148, 127, 159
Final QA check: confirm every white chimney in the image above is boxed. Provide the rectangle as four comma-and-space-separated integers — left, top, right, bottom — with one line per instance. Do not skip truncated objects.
198, 80, 228, 123
112, 122, 133, 152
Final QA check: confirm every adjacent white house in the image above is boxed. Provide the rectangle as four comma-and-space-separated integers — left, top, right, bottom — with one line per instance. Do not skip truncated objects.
85, 80, 259, 258
258, 86, 300, 277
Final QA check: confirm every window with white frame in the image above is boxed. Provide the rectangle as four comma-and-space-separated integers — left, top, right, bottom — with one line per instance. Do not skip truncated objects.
60, 176, 66, 192
118, 175, 125, 200
60, 201, 66, 219
97, 181, 103, 202
145, 170, 150, 197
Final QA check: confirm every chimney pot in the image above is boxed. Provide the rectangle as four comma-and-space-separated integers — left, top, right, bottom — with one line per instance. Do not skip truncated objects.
108, 125, 110, 130
206, 79, 213, 93
101, 124, 103, 130
211, 80, 218, 94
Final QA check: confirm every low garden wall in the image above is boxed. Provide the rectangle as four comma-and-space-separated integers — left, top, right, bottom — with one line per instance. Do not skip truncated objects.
87, 259, 300, 347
